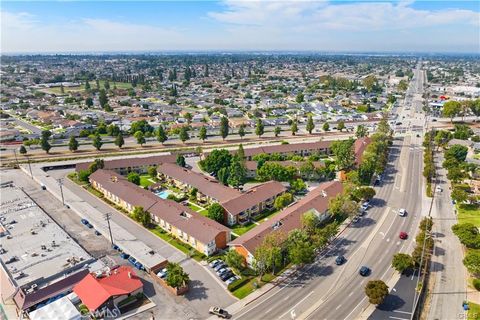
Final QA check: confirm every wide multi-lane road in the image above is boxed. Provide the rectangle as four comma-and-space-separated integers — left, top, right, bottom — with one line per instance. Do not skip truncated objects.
232, 66, 426, 320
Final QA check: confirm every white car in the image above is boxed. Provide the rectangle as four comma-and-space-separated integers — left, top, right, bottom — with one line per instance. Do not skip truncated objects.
435, 186, 443, 193
156, 268, 168, 278
399, 208, 407, 217
225, 276, 240, 285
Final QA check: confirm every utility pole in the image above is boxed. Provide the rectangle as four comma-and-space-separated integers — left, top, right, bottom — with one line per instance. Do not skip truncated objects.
26, 156, 33, 179
57, 178, 65, 206
104, 213, 114, 245
13, 149, 19, 168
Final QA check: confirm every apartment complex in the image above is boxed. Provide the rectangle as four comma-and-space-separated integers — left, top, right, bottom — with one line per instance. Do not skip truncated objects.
229, 181, 343, 265
222, 181, 287, 225
156, 162, 241, 203
89, 169, 230, 256
156, 163, 287, 226
76, 154, 177, 175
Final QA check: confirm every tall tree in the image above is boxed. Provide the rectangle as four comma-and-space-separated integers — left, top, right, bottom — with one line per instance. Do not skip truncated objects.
306, 115, 315, 134
391, 253, 414, 274
287, 229, 315, 265
85, 97, 93, 108
274, 126, 281, 137
134, 131, 146, 146
19, 145, 27, 155
99, 89, 108, 109
92, 134, 103, 151
331, 139, 355, 171
337, 120, 346, 132
165, 262, 190, 289
228, 156, 246, 188
176, 154, 186, 167
199, 126, 207, 142
220, 116, 229, 141
68, 136, 79, 152
156, 125, 168, 145
356, 125, 368, 138
207, 203, 225, 223
291, 121, 298, 136
179, 126, 190, 144
365, 280, 389, 305
323, 122, 330, 132
40, 136, 51, 154
442, 101, 461, 123
238, 124, 246, 140
255, 119, 264, 138
115, 133, 124, 149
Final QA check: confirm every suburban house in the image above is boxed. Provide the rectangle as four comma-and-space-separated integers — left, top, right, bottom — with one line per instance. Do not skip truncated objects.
221, 181, 286, 226
156, 162, 242, 204
89, 169, 230, 256
75, 154, 177, 175
73, 266, 143, 313
229, 181, 343, 265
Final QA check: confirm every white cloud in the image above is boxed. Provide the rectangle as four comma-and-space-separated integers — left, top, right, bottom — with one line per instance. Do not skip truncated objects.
1, 11, 185, 53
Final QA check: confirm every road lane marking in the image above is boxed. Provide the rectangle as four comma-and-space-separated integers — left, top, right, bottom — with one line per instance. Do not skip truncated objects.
389, 316, 409, 320
393, 310, 412, 315
283, 295, 290, 301
348, 292, 354, 297
335, 304, 342, 310
265, 307, 273, 314
278, 291, 314, 319
342, 297, 367, 320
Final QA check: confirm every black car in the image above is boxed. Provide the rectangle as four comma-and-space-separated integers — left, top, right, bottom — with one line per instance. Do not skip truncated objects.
359, 266, 371, 276
335, 255, 346, 265
220, 271, 234, 281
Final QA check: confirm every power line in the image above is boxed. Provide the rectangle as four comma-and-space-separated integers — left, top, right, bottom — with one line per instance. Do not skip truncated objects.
104, 213, 114, 245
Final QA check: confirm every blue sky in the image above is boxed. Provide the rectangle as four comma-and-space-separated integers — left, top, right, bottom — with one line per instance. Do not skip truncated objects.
2, 1, 479, 53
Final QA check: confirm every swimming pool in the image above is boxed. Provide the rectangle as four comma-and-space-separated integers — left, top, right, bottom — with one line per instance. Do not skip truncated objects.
155, 190, 171, 199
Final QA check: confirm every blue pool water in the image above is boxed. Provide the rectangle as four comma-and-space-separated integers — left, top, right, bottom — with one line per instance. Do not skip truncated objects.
155, 190, 171, 199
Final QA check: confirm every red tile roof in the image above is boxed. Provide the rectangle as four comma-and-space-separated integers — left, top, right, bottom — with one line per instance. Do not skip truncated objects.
75, 154, 177, 172
229, 181, 343, 255
157, 163, 241, 202
353, 137, 372, 164
73, 266, 143, 312
89, 169, 229, 245
221, 181, 286, 216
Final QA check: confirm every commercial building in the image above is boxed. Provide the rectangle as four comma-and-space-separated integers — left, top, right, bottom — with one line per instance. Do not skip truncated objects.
0, 185, 97, 314
73, 266, 143, 313
89, 169, 230, 256
229, 181, 343, 265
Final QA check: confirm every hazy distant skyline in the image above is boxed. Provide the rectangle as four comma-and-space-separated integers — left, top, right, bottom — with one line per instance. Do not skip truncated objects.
2, 1, 479, 54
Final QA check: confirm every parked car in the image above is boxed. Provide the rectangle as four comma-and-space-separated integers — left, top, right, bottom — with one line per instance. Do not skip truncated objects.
86, 223, 93, 229
361, 201, 371, 211
352, 216, 360, 224
209, 307, 231, 319
220, 271, 234, 281
94, 230, 101, 236
216, 268, 228, 276
399, 232, 408, 240
156, 268, 168, 278
335, 255, 346, 265
225, 276, 240, 285
398, 208, 407, 217
359, 266, 371, 276
120, 253, 130, 259
81, 219, 89, 225
209, 259, 222, 268
213, 263, 226, 272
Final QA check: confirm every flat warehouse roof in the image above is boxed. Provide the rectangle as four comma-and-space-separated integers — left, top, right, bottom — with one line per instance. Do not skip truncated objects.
0, 186, 93, 288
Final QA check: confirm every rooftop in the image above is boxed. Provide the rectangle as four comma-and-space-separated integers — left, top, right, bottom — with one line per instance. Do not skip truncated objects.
0, 185, 93, 289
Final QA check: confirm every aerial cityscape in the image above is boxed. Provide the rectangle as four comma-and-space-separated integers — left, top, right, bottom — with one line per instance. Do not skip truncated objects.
1, 1, 479, 320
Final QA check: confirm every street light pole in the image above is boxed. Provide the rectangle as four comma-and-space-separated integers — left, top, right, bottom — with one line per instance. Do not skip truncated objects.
104, 213, 114, 245
57, 178, 65, 206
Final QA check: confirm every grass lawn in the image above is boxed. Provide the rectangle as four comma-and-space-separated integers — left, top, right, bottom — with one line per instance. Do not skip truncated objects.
253, 209, 280, 223
187, 202, 208, 216
231, 222, 257, 236
150, 226, 205, 262
139, 175, 155, 188
42, 80, 132, 95
232, 277, 261, 299
467, 301, 480, 320
457, 204, 480, 227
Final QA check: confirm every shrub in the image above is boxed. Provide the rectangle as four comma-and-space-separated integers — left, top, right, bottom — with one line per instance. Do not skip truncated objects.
473, 279, 480, 291
227, 277, 251, 292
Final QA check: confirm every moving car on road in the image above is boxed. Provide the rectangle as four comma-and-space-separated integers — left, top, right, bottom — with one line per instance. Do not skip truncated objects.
359, 266, 371, 276
399, 232, 408, 240
209, 307, 231, 319
399, 208, 407, 217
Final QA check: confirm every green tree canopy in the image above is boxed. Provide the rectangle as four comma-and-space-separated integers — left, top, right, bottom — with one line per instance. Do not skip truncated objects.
127, 172, 141, 185
207, 203, 225, 223
365, 280, 389, 305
